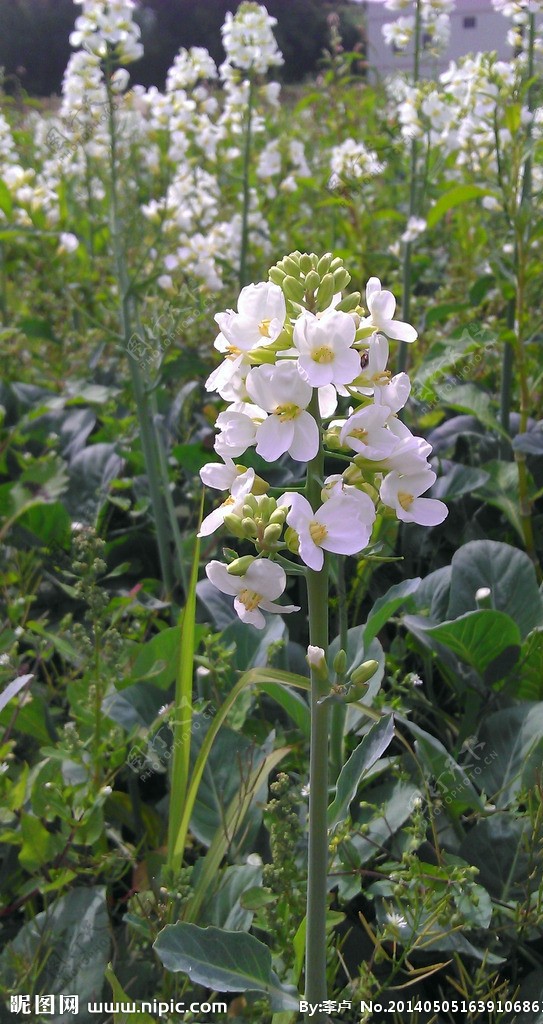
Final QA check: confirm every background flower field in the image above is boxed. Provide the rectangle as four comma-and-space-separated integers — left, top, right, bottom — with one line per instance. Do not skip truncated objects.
1, 1, 543, 1022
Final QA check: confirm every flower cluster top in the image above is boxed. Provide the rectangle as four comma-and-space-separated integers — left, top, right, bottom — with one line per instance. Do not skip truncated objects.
70, 0, 144, 64
199, 253, 447, 629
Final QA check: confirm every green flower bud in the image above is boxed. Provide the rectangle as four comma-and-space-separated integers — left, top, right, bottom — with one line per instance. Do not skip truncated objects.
252, 474, 270, 495
335, 291, 361, 312
246, 347, 277, 364
263, 522, 282, 545
304, 269, 320, 294
333, 649, 347, 676
284, 526, 300, 554
269, 506, 287, 525
323, 427, 343, 450
259, 496, 276, 520
227, 555, 255, 576
269, 266, 286, 286
350, 659, 379, 687
282, 276, 305, 303
299, 253, 314, 275
223, 513, 245, 538
241, 517, 258, 538
316, 273, 335, 310
283, 255, 300, 277
329, 256, 344, 272
333, 267, 351, 292
317, 253, 333, 276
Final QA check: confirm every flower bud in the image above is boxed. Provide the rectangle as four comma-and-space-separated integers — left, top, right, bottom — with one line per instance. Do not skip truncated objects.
247, 347, 277, 364
269, 266, 286, 285
252, 474, 270, 495
349, 659, 379, 691
306, 646, 329, 682
329, 256, 344, 272
284, 526, 300, 554
223, 513, 245, 538
335, 292, 361, 312
304, 269, 320, 294
475, 587, 492, 609
282, 276, 305, 303
269, 506, 287, 526
299, 253, 314, 275
241, 517, 258, 538
317, 253, 333, 276
227, 555, 255, 576
262, 522, 282, 545
283, 255, 300, 277
333, 267, 351, 292
333, 649, 347, 676
316, 273, 335, 310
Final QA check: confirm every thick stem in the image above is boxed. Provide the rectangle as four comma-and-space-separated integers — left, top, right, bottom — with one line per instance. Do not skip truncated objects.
397, 0, 422, 375
330, 556, 347, 783
304, 392, 330, 1022
105, 66, 174, 596
239, 77, 254, 290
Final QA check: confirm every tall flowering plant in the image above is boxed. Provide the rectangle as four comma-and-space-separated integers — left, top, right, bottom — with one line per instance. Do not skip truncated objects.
200, 252, 447, 1015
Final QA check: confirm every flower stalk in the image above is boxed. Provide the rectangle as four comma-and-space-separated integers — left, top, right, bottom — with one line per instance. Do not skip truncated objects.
303, 391, 330, 1020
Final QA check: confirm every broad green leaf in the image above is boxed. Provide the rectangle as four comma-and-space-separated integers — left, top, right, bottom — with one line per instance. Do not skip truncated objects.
257, 681, 310, 738
153, 924, 299, 1010
123, 625, 181, 689
513, 629, 543, 700
431, 464, 489, 501
427, 185, 494, 228
401, 720, 485, 816
19, 813, 64, 871
0, 887, 110, 1020
474, 460, 525, 540
446, 540, 543, 638
475, 703, 543, 807
198, 863, 263, 931
350, 780, 422, 868
425, 610, 521, 683
512, 429, 543, 455
459, 815, 532, 900
435, 382, 502, 434
328, 715, 395, 829
363, 579, 421, 649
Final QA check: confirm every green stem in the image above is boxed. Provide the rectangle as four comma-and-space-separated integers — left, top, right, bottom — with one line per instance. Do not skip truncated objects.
0, 242, 7, 326
304, 391, 330, 1023
329, 556, 347, 783
397, 0, 421, 375
105, 64, 174, 596
239, 77, 254, 290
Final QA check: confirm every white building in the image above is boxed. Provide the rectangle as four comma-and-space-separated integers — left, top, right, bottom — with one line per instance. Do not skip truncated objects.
361, 1, 532, 77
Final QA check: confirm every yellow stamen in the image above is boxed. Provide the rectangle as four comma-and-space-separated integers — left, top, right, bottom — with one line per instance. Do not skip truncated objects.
238, 588, 262, 612
275, 402, 301, 421
309, 521, 328, 545
350, 428, 368, 442
259, 319, 272, 337
227, 344, 242, 355
398, 491, 414, 511
373, 370, 391, 385
312, 346, 334, 364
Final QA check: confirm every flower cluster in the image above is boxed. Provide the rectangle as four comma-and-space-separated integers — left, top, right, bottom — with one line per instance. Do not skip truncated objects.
221, 2, 284, 76
200, 253, 447, 628
70, 0, 144, 64
383, 0, 456, 55
491, 0, 543, 56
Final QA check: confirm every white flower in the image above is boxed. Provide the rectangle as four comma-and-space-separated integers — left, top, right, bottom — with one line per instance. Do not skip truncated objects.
198, 468, 255, 537
200, 457, 241, 491
401, 217, 427, 244
360, 278, 418, 344
282, 491, 376, 571
340, 406, 398, 460
307, 646, 326, 668
380, 469, 448, 525
58, 232, 79, 254
293, 310, 360, 389
214, 407, 260, 458
245, 363, 319, 462
205, 559, 299, 629
214, 281, 286, 354
374, 372, 411, 414
385, 421, 433, 473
